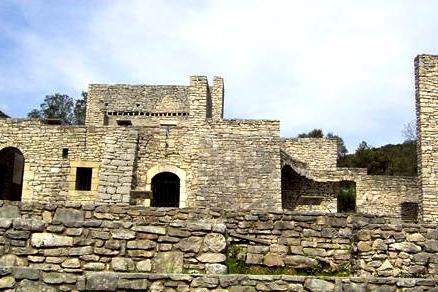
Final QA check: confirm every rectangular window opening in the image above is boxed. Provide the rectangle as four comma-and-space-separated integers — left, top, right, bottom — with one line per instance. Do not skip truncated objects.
62, 148, 69, 158
117, 120, 132, 126
75, 167, 92, 191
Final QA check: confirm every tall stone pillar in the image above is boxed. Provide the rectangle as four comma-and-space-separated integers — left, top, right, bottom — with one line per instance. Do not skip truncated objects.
189, 76, 209, 121
415, 54, 438, 221
212, 76, 224, 120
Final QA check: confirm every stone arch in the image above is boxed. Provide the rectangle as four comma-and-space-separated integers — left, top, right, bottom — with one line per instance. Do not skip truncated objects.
145, 165, 187, 208
0, 147, 25, 201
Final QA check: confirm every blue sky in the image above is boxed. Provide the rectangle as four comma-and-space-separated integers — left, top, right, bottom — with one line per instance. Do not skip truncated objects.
1, 0, 438, 152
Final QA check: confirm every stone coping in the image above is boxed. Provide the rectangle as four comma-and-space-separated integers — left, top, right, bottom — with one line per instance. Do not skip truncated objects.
0, 266, 438, 291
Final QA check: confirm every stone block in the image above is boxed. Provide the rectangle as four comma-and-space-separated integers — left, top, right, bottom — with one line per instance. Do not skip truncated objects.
0, 276, 15, 289
86, 272, 118, 291
284, 255, 317, 268
111, 257, 135, 272
304, 278, 335, 292
53, 208, 84, 227
203, 233, 227, 253
0, 205, 20, 218
111, 229, 136, 240
133, 225, 166, 235
197, 253, 226, 263
154, 251, 183, 273
31, 233, 73, 247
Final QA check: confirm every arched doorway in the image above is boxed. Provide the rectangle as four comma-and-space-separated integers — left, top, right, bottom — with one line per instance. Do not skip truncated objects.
151, 172, 180, 207
0, 147, 24, 201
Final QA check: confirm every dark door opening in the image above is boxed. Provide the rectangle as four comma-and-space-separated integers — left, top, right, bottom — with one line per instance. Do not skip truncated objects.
0, 147, 24, 201
151, 172, 180, 207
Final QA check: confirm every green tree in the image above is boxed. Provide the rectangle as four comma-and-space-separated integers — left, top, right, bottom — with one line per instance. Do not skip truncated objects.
326, 132, 348, 158
73, 92, 87, 125
27, 92, 87, 125
297, 129, 324, 138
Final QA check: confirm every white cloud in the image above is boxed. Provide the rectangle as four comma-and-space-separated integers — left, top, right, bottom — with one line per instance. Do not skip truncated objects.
1, 0, 438, 151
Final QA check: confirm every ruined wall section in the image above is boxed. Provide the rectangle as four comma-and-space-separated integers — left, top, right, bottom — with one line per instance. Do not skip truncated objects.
355, 175, 420, 218
281, 138, 337, 170
415, 54, 438, 221
197, 120, 282, 210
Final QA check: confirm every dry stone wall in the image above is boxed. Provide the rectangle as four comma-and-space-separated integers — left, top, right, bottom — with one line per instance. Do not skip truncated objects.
0, 202, 227, 276
0, 269, 437, 291
2, 201, 438, 281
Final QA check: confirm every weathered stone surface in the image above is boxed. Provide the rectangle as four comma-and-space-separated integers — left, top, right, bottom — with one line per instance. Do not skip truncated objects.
136, 259, 152, 272
13, 219, 45, 231
61, 258, 80, 268
0, 205, 20, 218
357, 242, 372, 252
16, 279, 57, 292
31, 233, 73, 247
69, 246, 93, 256
263, 252, 284, 267
203, 233, 226, 253
154, 251, 183, 273
284, 255, 317, 268
304, 278, 335, 292
86, 272, 118, 291
118, 278, 149, 290
111, 229, 136, 240
133, 225, 166, 235
229, 286, 257, 292
191, 276, 219, 288
42, 272, 76, 284
205, 263, 227, 274
391, 242, 421, 253
197, 253, 226, 263
53, 208, 84, 227
84, 262, 105, 271
246, 253, 264, 265
175, 237, 203, 252
13, 267, 40, 280
127, 239, 156, 250
0, 276, 15, 289
425, 240, 438, 252
111, 257, 135, 271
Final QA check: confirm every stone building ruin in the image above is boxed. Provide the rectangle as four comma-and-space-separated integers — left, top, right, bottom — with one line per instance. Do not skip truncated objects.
1, 55, 438, 221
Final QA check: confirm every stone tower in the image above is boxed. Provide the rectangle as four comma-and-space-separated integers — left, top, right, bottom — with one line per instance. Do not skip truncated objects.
416, 54, 438, 221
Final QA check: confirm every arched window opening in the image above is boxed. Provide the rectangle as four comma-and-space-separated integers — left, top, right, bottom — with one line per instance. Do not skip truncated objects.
0, 147, 24, 201
151, 172, 180, 207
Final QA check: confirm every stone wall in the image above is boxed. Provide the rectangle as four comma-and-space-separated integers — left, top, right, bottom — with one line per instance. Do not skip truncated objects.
415, 54, 438, 222
281, 138, 338, 170
0, 202, 227, 276
355, 175, 420, 219
0, 269, 436, 291
3, 201, 438, 281
197, 120, 282, 210
0, 119, 138, 204
353, 216, 438, 278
